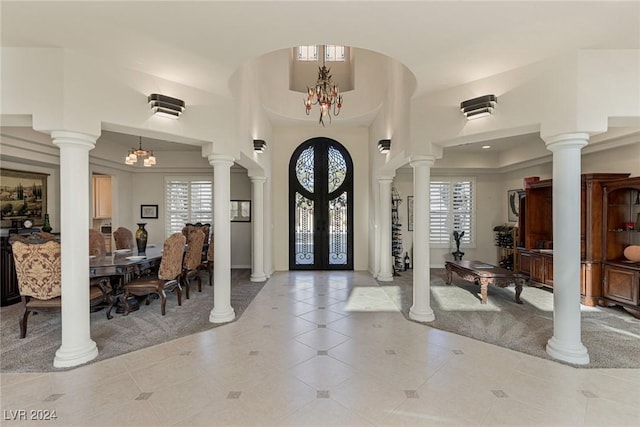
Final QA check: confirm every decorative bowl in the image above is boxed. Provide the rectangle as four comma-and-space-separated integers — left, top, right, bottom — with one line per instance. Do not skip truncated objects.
623, 245, 640, 262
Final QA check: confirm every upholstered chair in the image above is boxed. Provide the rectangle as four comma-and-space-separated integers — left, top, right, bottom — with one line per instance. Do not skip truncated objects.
11, 238, 113, 338
121, 232, 186, 316
89, 228, 107, 256
113, 227, 134, 250
181, 228, 205, 298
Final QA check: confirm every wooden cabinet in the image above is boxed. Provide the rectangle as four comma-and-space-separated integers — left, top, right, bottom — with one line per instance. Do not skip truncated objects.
93, 175, 112, 219
1, 235, 21, 306
517, 173, 630, 306
601, 177, 640, 317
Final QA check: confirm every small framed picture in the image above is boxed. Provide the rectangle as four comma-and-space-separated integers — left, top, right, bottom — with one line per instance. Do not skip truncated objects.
141, 204, 159, 219
230, 200, 251, 222
507, 190, 520, 222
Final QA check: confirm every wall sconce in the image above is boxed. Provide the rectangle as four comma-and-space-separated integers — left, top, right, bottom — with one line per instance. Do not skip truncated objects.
378, 139, 391, 154
253, 139, 266, 153
460, 94, 497, 120
148, 94, 185, 119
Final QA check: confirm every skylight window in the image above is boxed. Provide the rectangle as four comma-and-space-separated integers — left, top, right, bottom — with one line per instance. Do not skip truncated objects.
297, 45, 345, 62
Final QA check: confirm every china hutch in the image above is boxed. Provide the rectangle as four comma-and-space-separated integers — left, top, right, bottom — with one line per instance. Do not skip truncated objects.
516, 173, 630, 306
601, 177, 640, 317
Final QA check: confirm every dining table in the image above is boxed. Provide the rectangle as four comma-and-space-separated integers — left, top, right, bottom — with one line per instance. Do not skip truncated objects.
90, 245, 164, 313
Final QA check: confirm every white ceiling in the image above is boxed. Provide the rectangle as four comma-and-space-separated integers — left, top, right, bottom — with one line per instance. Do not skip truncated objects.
1, 1, 639, 155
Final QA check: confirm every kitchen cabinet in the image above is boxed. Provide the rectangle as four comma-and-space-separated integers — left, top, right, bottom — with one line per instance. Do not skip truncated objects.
93, 175, 112, 219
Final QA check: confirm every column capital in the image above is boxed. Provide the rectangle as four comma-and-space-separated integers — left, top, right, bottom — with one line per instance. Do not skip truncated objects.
249, 175, 267, 183
409, 155, 436, 168
543, 133, 589, 150
377, 176, 394, 183
51, 130, 98, 150
207, 154, 235, 167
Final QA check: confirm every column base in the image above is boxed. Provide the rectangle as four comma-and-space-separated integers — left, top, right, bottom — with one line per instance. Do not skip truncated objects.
546, 336, 590, 365
377, 272, 394, 282
250, 273, 267, 282
409, 306, 435, 322
53, 339, 98, 368
209, 306, 235, 324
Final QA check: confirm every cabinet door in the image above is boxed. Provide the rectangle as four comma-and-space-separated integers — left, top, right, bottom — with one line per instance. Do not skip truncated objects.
603, 265, 639, 305
518, 251, 531, 275
543, 256, 554, 287
93, 176, 112, 219
531, 254, 545, 283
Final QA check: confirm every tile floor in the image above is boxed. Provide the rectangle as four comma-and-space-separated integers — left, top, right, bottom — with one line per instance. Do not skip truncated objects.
1, 271, 639, 426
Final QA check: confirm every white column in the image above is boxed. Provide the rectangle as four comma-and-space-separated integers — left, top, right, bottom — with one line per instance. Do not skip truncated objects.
409, 156, 436, 322
544, 133, 590, 365
209, 155, 236, 323
377, 177, 394, 281
250, 176, 267, 282
51, 131, 99, 368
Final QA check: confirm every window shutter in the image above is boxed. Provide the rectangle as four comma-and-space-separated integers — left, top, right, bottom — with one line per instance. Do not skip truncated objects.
165, 178, 212, 236
429, 178, 474, 246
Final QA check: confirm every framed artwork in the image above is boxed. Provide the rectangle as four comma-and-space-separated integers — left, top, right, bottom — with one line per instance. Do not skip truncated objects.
508, 189, 521, 222
230, 200, 251, 222
0, 169, 48, 228
407, 196, 414, 231
141, 204, 159, 219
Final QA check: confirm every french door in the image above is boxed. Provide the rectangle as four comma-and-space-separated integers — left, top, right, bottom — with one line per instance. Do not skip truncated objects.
289, 137, 354, 270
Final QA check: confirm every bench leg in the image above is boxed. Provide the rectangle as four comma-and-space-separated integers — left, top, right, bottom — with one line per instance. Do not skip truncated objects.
514, 280, 524, 304
477, 278, 488, 304
445, 266, 452, 285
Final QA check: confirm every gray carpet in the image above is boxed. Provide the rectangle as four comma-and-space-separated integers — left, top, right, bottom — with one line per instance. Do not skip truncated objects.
389, 269, 640, 369
1, 269, 265, 373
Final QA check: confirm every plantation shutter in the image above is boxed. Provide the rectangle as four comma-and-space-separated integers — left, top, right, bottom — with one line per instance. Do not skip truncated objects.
429, 178, 474, 245
165, 178, 212, 236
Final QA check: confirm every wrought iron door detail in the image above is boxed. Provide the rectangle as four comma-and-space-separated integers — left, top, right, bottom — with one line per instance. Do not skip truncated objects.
289, 137, 353, 270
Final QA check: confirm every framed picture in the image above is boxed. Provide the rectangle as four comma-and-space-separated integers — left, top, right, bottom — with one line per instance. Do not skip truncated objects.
230, 200, 251, 222
0, 169, 48, 228
407, 196, 414, 231
141, 204, 158, 219
508, 189, 521, 222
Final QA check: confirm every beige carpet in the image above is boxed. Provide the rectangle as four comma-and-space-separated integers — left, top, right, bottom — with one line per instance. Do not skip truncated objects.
388, 269, 640, 369
1, 269, 265, 373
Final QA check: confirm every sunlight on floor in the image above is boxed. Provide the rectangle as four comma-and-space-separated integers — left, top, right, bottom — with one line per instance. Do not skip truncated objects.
344, 286, 401, 312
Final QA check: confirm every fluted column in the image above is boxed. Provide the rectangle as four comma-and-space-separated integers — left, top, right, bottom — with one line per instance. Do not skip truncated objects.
409, 156, 436, 322
377, 177, 394, 281
544, 133, 590, 365
51, 131, 99, 368
208, 155, 236, 323
250, 176, 267, 282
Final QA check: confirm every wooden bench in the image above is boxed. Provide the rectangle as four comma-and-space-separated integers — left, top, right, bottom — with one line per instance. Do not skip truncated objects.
444, 260, 527, 305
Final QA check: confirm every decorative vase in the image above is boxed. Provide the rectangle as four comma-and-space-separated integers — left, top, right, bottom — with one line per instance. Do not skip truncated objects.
135, 223, 148, 254
42, 214, 52, 233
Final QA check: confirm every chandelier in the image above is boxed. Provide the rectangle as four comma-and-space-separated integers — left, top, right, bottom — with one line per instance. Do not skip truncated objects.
304, 56, 343, 126
125, 137, 156, 167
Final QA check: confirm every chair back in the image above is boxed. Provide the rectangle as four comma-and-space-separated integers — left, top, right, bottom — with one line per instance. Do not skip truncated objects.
158, 233, 187, 280
206, 236, 214, 261
113, 227, 134, 250
182, 222, 210, 245
89, 229, 106, 256
11, 240, 62, 300
184, 229, 205, 270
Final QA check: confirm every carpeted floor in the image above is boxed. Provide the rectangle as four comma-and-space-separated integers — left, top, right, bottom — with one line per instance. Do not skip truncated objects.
1, 269, 265, 373
389, 269, 640, 369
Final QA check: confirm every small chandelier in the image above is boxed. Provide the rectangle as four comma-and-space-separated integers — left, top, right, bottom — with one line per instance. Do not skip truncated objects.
125, 137, 156, 167
304, 54, 343, 126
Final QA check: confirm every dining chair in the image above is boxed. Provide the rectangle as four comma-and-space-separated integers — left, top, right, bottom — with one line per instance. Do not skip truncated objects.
11, 237, 113, 338
89, 228, 107, 256
196, 237, 214, 286
121, 232, 186, 316
181, 228, 205, 298
113, 227, 134, 250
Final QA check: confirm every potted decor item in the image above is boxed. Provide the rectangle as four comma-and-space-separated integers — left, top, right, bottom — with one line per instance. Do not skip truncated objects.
136, 223, 148, 254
